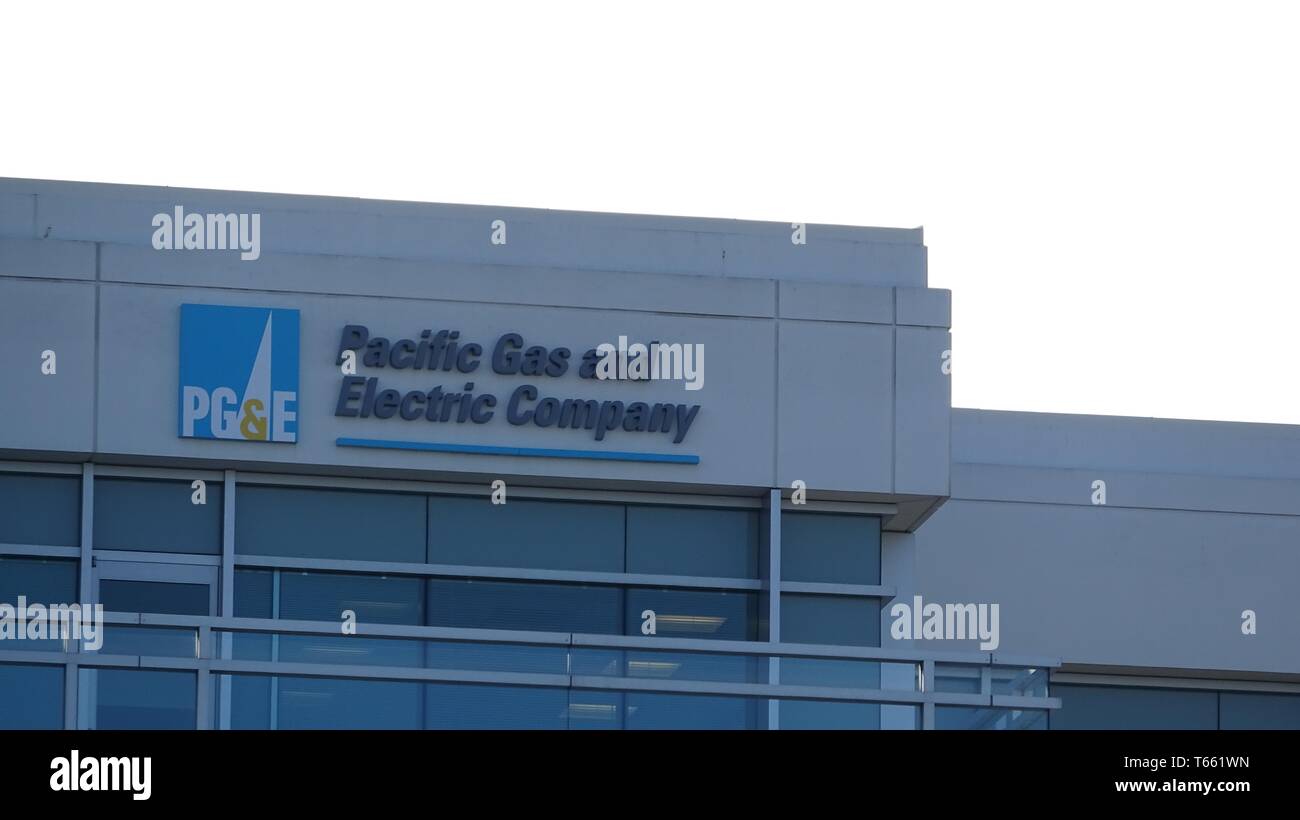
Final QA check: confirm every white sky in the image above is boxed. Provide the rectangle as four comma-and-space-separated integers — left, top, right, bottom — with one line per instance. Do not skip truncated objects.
4, 1, 1298, 424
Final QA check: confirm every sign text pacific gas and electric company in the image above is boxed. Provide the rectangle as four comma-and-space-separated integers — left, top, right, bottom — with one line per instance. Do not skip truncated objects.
334, 325, 701, 444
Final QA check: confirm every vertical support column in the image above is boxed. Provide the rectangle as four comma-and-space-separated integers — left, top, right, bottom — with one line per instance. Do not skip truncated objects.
218, 470, 235, 730
78, 463, 94, 605
270, 568, 280, 730
880, 531, 919, 728
195, 662, 210, 730
922, 659, 935, 730
74, 462, 94, 729
766, 488, 781, 730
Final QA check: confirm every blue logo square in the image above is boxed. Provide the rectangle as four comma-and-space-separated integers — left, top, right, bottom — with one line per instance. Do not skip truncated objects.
178, 304, 300, 443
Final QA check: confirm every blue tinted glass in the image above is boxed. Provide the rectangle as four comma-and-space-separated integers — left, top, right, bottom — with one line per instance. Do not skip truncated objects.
626, 506, 759, 578
236, 486, 425, 562
278, 572, 424, 668
1219, 692, 1300, 729
626, 588, 757, 640
276, 676, 421, 729
94, 478, 222, 554
781, 594, 881, 647
781, 701, 881, 729
424, 641, 569, 675
937, 706, 1047, 730
0, 558, 78, 652
231, 570, 273, 661
96, 669, 196, 729
425, 683, 570, 729
0, 557, 77, 604
279, 571, 423, 624
566, 690, 624, 729
572, 647, 765, 684
1050, 684, 1217, 729
233, 569, 273, 618
0, 473, 80, 546
0, 663, 63, 728
99, 626, 199, 657
428, 496, 624, 572
624, 693, 766, 729
228, 675, 271, 729
100, 580, 208, 615
427, 578, 622, 633
781, 513, 881, 584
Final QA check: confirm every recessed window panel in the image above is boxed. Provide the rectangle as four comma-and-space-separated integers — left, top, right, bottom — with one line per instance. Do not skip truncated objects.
94, 478, 222, 554
781, 594, 881, 647
236, 486, 425, 562
1220, 692, 1300, 729
0, 472, 80, 546
781, 513, 881, 585
626, 506, 759, 579
427, 578, 622, 634
0, 556, 77, 605
428, 496, 624, 572
99, 580, 208, 615
1050, 684, 1217, 730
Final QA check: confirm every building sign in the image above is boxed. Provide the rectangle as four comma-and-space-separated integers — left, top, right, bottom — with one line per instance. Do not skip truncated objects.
334, 325, 701, 444
175, 308, 700, 457
178, 304, 299, 442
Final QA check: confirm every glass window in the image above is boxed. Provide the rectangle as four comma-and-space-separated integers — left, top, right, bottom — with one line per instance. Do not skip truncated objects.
95, 669, 196, 729
626, 588, 757, 641
781, 701, 881, 730
100, 580, 208, 615
623, 693, 766, 730
427, 578, 622, 634
233, 569, 273, 618
279, 571, 423, 625
278, 571, 424, 668
626, 506, 759, 578
1050, 684, 1218, 730
226, 675, 272, 729
275, 676, 422, 729
425, 683, 570, 729
1219, 692, 1300, 730
0, 472, 80, 546
781, 513, 881, 585
781, 594, 881, 647
236, 485, 425, 562
0, 663, 63, 728
937, 706, 1047, 730
428, 496, 624, 572
98, 580, 207, 656
94, 478, 222, 554
0, 556, 77, 604
231, 569, 273, 663
0, 557, 78, 652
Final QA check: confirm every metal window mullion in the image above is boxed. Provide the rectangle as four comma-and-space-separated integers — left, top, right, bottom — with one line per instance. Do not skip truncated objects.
767, 488, 781, 730
218, 470, 235, 730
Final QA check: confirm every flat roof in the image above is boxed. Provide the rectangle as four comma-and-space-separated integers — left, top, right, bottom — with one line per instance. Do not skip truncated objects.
0, 178, 928, 287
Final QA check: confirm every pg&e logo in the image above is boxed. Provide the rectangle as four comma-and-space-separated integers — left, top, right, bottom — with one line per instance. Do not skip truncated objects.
178, 304, 299, 443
